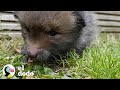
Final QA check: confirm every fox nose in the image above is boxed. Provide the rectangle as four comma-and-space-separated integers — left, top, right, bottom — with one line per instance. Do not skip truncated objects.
27, 51, 38, 58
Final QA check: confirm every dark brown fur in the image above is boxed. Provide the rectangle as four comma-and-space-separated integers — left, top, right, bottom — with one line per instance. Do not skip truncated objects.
14, 11, 97, 62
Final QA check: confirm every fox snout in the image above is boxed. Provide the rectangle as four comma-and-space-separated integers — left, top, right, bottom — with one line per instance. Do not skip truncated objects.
21, 47, 51, 60
21, 47, 39, 58
27, 49, 38, 58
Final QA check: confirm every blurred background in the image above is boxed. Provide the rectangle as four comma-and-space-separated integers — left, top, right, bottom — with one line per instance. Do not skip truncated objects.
0, 11, 120, 37
0, 11, 120, 36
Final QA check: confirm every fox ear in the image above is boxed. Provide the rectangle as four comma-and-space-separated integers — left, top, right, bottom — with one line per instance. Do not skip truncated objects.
13, 11, 18, 19
73, 11, 86, 27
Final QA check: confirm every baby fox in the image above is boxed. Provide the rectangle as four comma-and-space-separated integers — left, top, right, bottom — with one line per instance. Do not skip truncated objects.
14, 11, 97, 62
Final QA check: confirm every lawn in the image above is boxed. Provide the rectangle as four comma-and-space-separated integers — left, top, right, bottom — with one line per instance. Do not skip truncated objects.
0, 33, 120, 79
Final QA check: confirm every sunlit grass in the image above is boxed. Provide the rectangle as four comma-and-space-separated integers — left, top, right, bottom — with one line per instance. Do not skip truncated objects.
0, 34, 120, 79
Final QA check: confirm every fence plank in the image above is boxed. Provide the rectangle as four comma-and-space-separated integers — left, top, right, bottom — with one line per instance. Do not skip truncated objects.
95, 11, 120, 16
0, 31, 21, 37
0, 14, 18, 21
0, 22, 21, 30
95, 14, 120, 21
99, 27, 120, 33
96, 21, 120, 27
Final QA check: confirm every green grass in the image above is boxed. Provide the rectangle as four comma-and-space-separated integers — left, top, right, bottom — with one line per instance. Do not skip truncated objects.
0, 34, 120, 79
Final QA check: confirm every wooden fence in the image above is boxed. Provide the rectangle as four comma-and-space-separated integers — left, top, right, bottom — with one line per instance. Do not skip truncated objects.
94, 11, 120, 33
0, 11, 120, 36
0, 11, 21, 36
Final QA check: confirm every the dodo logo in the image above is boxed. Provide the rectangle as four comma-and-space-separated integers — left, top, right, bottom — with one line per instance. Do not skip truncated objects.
3, 64, 15, 79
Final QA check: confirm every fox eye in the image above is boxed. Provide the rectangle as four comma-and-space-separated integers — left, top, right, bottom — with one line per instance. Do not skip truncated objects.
48, 31, 58, 36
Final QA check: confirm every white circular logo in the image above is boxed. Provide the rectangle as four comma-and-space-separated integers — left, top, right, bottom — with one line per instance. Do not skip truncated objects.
3, 64, 15, 78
